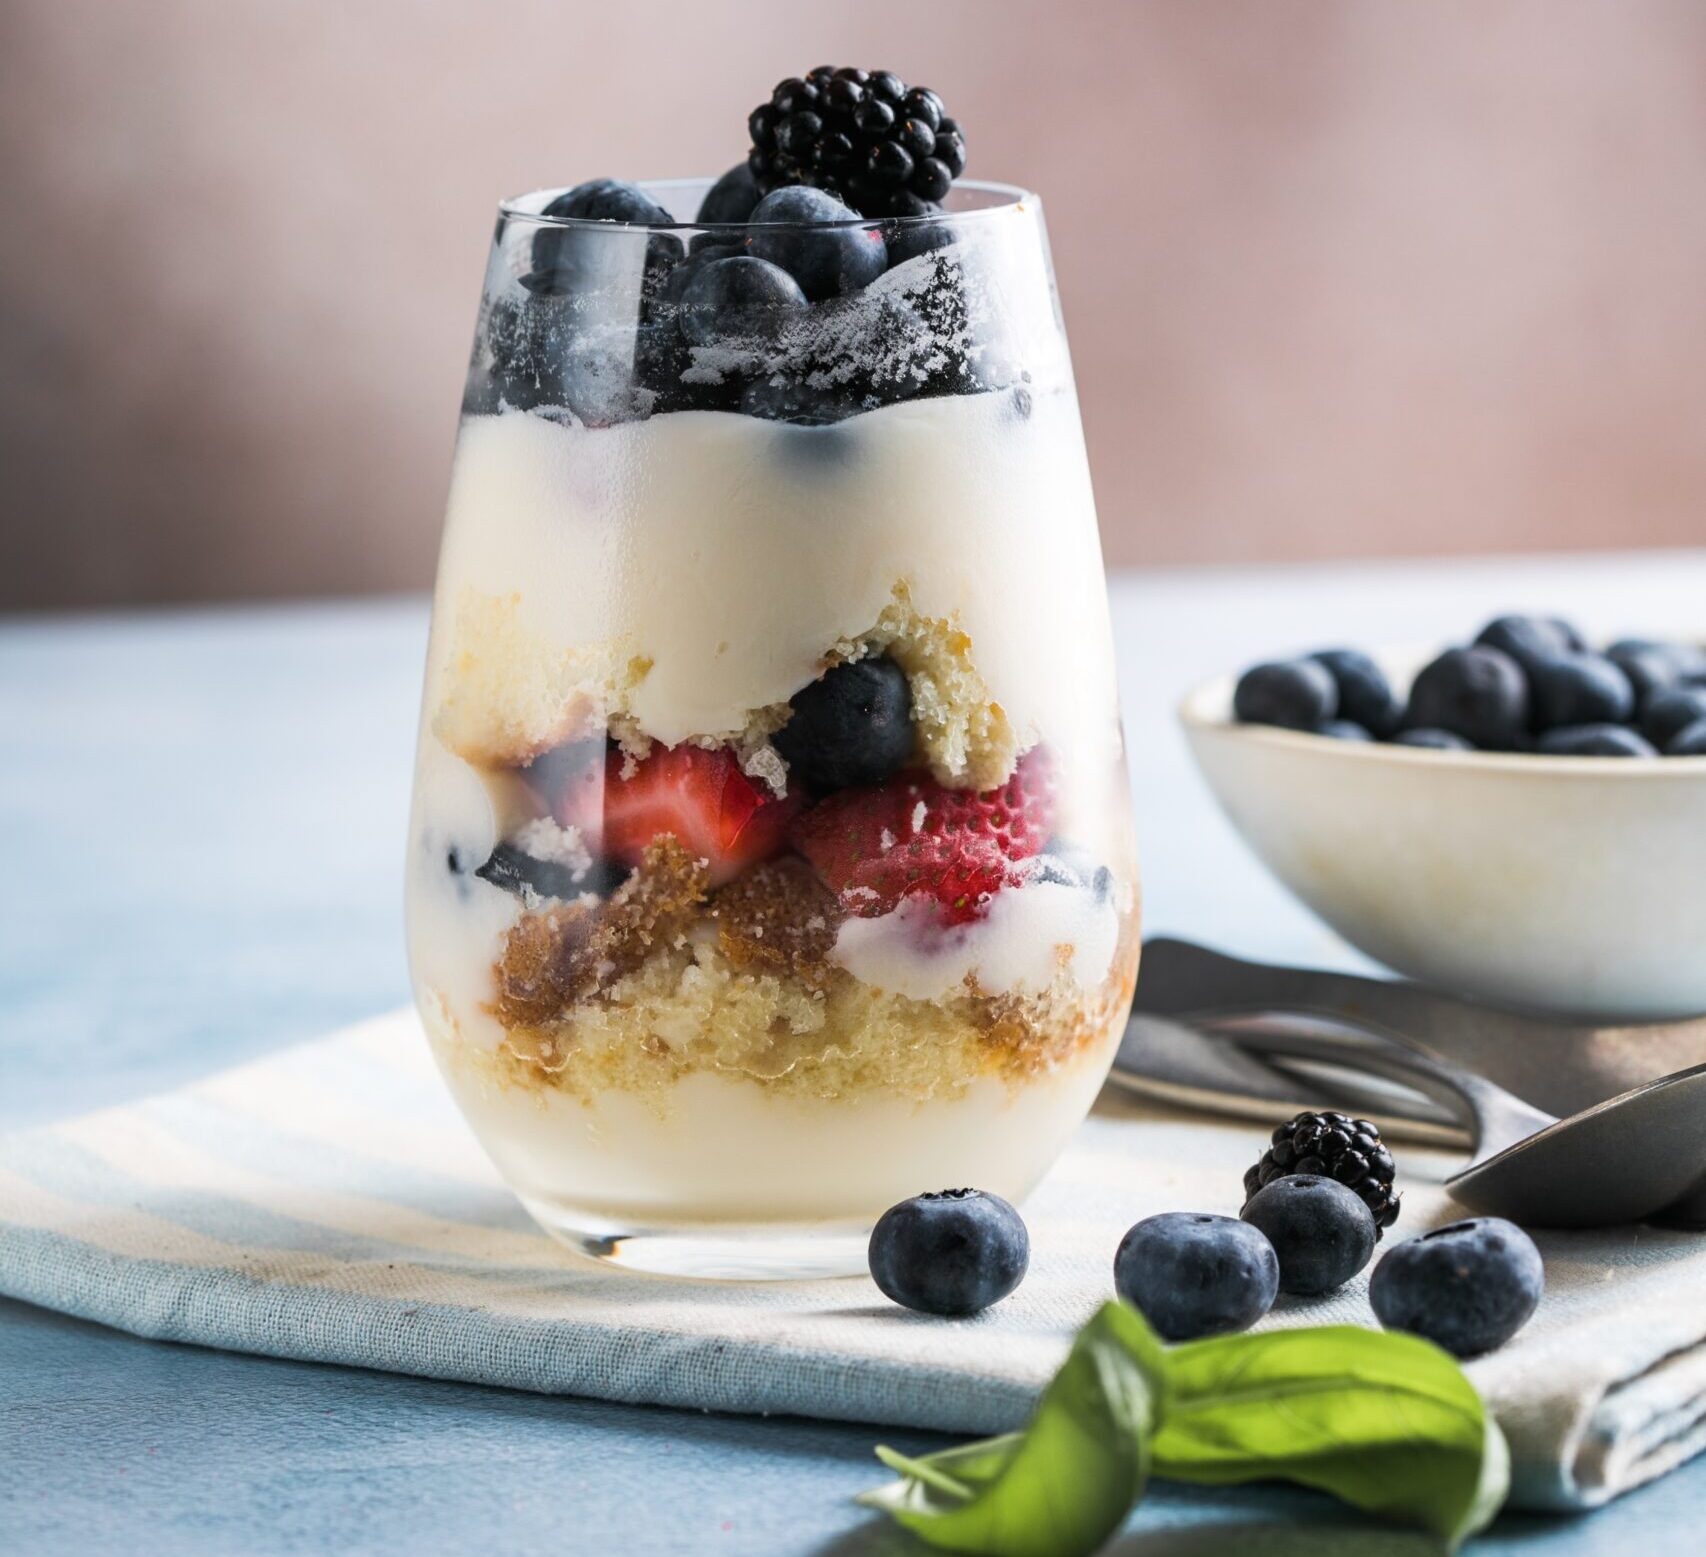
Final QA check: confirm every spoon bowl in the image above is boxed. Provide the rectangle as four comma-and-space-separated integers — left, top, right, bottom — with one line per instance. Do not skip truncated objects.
1115, 1010, 1706, 1230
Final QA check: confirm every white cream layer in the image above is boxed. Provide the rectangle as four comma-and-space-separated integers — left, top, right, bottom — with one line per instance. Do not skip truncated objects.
426, 385, 1118, 765
830, 879, 1120, 1002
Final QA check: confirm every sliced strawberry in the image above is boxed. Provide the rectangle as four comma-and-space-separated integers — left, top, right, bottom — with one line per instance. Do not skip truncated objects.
602, 743, 800, 887
790, 747, 1057, 924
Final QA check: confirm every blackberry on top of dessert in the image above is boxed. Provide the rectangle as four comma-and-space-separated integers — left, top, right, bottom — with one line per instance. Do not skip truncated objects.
463, 68, 1033, 428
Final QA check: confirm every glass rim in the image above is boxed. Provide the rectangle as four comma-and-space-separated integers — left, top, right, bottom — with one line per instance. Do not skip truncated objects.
497, 177, 1038, 234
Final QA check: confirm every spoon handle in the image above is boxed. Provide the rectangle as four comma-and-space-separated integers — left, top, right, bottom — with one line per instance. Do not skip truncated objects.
1205, 1011, 1558, 1163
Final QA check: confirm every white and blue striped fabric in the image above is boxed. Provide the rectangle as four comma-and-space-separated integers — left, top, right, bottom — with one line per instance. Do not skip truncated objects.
3, 1009, 1704, 1513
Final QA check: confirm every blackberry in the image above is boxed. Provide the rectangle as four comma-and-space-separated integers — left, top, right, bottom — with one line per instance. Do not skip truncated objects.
746, 67, 968, 218
1242, 1110, 1401, 1238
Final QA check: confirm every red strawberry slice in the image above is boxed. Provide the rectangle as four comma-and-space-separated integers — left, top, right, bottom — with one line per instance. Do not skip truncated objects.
791, 747, 1057, 925
603, 743, 800, 887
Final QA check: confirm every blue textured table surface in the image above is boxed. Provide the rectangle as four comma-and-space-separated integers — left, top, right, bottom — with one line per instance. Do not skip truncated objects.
5, 557, 1706, 1555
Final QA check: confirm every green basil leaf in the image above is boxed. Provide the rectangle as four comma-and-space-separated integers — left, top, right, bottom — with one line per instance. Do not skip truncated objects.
856, 1301, 1165, 1557
1151, 1324, 1508, 1550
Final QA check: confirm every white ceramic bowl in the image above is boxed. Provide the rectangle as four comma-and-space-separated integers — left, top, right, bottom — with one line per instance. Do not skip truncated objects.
1180, 649, 1706, 1020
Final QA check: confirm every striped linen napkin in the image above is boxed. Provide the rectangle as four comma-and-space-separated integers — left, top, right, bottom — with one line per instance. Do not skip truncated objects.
3, 1008, 1704, 1512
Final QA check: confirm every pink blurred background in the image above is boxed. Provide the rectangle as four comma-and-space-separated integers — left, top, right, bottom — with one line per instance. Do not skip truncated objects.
3, 0, 1705, 610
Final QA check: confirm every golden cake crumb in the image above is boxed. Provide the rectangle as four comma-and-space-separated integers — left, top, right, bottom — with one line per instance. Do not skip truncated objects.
711, 856, 843, 990
430, 589, 623, 767
845, 583, 1018, 792
493, 836, 708, 1026
431, 581, 1019, 792
478, 865, 1142, 1107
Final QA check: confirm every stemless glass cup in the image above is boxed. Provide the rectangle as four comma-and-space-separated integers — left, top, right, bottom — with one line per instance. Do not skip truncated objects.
406, 178, 1141, 1277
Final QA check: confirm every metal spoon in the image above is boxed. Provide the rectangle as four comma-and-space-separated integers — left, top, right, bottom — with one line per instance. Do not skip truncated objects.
1113, 1010, 1706, 1229
1108, 999, 1465, 1144
1133, 936, 1706, 1118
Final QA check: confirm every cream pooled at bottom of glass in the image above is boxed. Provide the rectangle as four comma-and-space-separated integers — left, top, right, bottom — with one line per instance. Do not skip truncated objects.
405, 178, 1141, 1277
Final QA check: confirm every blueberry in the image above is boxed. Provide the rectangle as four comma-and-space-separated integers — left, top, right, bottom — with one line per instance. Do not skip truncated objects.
466, 296, 555, 414
529, 179, 681, 300
1240, 1174, 1377, 1295
474, 842, 625, 901
542, 177, 675, 226
1233, 660, 1338, 731
1310, 649, 1402, 737
1370, 1217, 1543, 1357
658, 243, 742, 307
1114, 1213, 1279, 1341
1315, 719, 1373, 742
1612, 637, 1706, 678
1392, 727, 1474, 751
1529, 652, 1635, 730
868, 1189, 1029, 1316
632, 319, 739, 416
679, 256, 808, 349
1473, 614, 1577, 669
1536, 723, 1657, 757
883, 209, 955, 267
773, 656, 913, 791
1607, 639, 1684, 703
696, 164, 762, 225
748, 186, 888, 301
1404, 646, 1529, 750
1641, 686, 1706, 748
1668, 718, 1706, 756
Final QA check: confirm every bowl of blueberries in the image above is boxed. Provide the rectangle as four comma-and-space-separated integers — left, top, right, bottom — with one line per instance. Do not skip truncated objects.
1180, 614, 1706, 1020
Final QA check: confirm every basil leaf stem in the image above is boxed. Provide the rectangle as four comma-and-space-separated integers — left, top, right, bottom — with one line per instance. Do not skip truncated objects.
857, 1301, 1164, 1557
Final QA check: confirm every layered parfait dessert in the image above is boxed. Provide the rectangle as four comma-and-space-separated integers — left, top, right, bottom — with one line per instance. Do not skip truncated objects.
406, 68, 1141, 1274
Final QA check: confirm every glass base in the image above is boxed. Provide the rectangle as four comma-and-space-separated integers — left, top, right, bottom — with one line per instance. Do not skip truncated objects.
519, 1192, 872, 1280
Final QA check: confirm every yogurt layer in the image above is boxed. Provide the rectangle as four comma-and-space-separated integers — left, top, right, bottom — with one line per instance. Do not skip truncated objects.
429, 1021, 1122, 1225
831, 876, 1122, 1002
425, 385, 1119, 786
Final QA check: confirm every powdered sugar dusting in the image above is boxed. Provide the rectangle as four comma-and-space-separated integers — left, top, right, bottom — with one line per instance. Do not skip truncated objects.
514, 816, 594, 878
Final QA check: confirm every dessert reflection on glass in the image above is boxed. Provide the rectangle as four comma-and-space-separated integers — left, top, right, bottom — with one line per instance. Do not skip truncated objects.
405, 68, 1141, 1276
